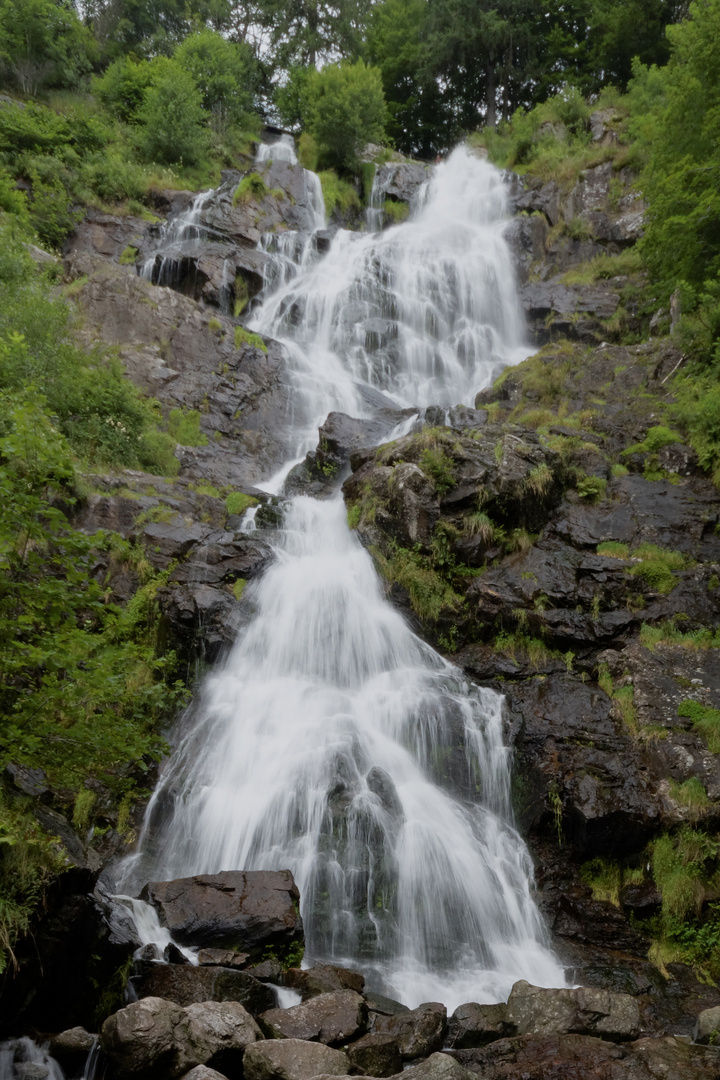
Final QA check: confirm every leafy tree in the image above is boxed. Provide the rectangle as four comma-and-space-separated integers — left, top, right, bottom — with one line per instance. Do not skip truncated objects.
0, 0, 95, 95
304, 59, 387, 171
366, 0, 447, 157
634, 0, 720, 309
78, 0, 232, 57
254, 0, 372, 70
94, 55, 155, 123
136, 58, 209, 164
174, 28, 256, 131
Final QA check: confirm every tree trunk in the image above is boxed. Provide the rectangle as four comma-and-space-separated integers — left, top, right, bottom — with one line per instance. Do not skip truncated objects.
485, 60, 496, 128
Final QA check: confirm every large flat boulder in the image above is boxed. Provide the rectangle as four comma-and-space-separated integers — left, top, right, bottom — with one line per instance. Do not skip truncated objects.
140, 870, 303, 964
506, 981, 640, 1041
242, 1039, 350, 1080
259, 990, 366, 1045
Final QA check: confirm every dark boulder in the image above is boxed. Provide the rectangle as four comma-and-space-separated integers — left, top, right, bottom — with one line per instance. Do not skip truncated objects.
131, 963, 277, 1013
140, 870, 303, 963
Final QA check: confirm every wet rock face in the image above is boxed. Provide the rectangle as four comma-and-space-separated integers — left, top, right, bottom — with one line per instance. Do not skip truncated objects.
452, 1033, 720, 1080
140, 871, 303, 963
74, 266, 294, 488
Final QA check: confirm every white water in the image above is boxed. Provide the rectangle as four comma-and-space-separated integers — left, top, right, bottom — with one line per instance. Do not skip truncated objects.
140, 189, 220, 284
122, 145, 566, 1009
0, 1039, 64, 1080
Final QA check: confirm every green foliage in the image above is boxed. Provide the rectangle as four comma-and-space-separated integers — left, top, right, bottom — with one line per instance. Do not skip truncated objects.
225, 492, 258, 516
232, 578, 246, 601
640, 620, 720, 651
384, 543, 462, 622
673, 375, 720, 483
653, 828, 717, 922
318, 171, 358, 218
136, 59, 209, 166
234, 326, 267, 353
118, 245, 139, 266
233, 172, 269, 205
630, 0, 720, 361
0, 223, 175, 473
167, 408, 207, 447
670, 777, 710, 815
623, 425, 682, 456
383, 199, 409, 224
94, 57, 155, 124
494, 630, 557, 669
297, 131, 319, 171
174, 29, 255, 133
0, 0, 95, 96
0, 793, 62, 974
678, 700, 720, 753
419, 446, 455, 494
304, 60, 387, 172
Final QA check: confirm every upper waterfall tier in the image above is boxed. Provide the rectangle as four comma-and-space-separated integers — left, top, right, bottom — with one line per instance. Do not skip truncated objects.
249, 146, 529, 453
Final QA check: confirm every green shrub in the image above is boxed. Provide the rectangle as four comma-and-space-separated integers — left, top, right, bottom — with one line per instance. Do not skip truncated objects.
385, 544, 461, 622
304, 60, 387, 172
136, 60, 209, 166
81, 153, 147, 204
174, 29, 255, 133
94, 56, 154, 124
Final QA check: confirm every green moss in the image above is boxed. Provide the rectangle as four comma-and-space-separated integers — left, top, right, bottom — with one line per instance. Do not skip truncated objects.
232, 578, 246, 601
576, 475, 607, 502
347, 504, 361, 530
597, 541, 629, 558
207, 316, 223, 334
623, 425, 683, 456
631, 544, 685, 594
233, 172, 269, 205
234, 326, 267, 353
118, 245, 138, 265
611, 463, 630, 477
225, 492, 258, 516
678, 700, 720, 753
383, 198, 409, 224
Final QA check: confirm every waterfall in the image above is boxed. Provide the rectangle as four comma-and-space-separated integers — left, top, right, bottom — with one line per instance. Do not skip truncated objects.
0, 1039, 65, 1080
121, 145, 566, 1010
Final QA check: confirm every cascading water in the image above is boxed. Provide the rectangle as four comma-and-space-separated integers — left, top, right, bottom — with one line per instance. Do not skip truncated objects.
121, 145, 566, 1009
